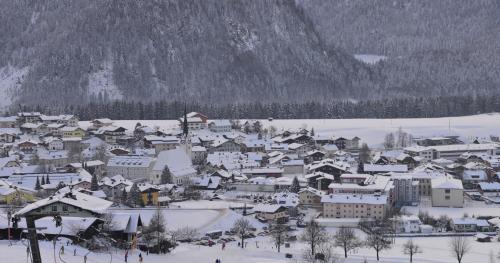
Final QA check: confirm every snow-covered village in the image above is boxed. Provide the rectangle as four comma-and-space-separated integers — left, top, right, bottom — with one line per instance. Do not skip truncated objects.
0, 111, 499, 263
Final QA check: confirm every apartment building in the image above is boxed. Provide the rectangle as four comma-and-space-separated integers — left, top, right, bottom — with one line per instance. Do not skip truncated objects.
321, 193, 388, 220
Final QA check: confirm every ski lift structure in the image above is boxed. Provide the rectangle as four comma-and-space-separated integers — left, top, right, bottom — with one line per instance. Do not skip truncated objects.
13, 190, 112, 263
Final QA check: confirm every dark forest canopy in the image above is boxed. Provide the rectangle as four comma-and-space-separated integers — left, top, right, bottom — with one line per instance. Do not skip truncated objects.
13, 94, 500, 120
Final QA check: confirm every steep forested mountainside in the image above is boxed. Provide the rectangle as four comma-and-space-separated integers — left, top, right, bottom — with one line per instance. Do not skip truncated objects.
298, 0, 500, 97
0, 0, 374, 108
1, 0, 499, 110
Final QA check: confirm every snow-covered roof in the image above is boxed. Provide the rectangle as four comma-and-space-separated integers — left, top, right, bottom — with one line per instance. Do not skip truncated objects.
298, 187, 324, 196
153, 148, 196, 178
192, 176, 221, 189
330, 175, 392, 192
31, 216, 99, 236
191, 145, 207, 152
241, 167, 283, 174
100, 174, 133, 188
305, 171, 334, 180
431, 158, 454, 165
207, 152, 259, 171
15, 190, 112, 216
37, 149, 68, 160
308, 159, 349, 172
69, 160, 105, 168
463, 170, 487, 181
478, 182, 500, 191
452, 218, 489, 227
340, 173, 370, 179
60, 126, 83, 132
107, 155, 153, 168
322, 144, 338, 151
431, 176, 463, 189
111, 213, 142, 233
404, 145, 431, 153
364, 164, 408, 173
0, 156, 19, 168
209, 120, 231, 126
179, 117, 203, 123
211, 169, 232, 179
137, 182, 160, 192
253, 204, 285, 213
430, 144, 497, 152
7, 173, 86, 191
282, 159, 304, 166
488, 217, 500, 226
92, 118, 113, 124
0, 128, 21, 135
144, 135, 178, 142
21, 122, 43, 129
0, 116, 16, 122
288, 143, 305, 150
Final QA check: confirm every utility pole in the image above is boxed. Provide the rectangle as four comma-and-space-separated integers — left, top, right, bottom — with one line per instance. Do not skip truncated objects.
7, 208, 11, 245
26, 216, 42, 263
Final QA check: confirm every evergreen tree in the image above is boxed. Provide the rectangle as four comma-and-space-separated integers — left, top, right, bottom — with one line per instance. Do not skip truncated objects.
121, 188, 128, 204
252, 121, 262, 134
35, 176, 41, 190
142, 207, 168, 253
161, 167, 173, 184
41, 176, 45, 185
290, 176, 300, 193
91, 173, 99, 191
358, 143, 371, 163
56, 181, 65, 190
357, 161, 365, 173
45, 174, 51, 184
310, 127, 315, 136
128, 183, 143, 207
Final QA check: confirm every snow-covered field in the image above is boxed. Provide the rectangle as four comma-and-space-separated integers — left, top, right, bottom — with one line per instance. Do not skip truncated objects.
80, 113, 500, 146
110, 200, 265, 234
3, 233, 499, 263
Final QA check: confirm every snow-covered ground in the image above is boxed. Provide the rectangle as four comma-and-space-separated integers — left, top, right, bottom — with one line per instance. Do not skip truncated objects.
3, 233, 499, 263
354, 54, 388, 65
80, 113, 500, 146
87, 59, 123, 100
0, 66, 28, 110
401, 196, 500, 218
110, 200, 265, 235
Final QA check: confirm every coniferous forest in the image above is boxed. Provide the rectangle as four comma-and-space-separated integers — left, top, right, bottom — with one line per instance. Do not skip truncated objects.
14, 94, 500, 120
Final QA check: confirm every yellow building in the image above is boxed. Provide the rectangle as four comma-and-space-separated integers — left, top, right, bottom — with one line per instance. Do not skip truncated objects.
61, 127, 86, 138
138, 184, 160, 206
0, 188, 36, 204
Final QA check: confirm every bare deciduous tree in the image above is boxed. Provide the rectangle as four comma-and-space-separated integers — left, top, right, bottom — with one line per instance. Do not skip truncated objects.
303, 237, 341, 263
403, 239, 422, 263
449, 236, 471, 263
271, 222, 287, 253
333, 227, 361, 258
232, 218, 253, 249
366, 231, 392, 261
300, 220, 328, 257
